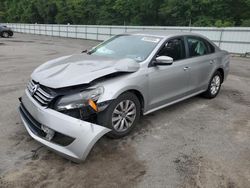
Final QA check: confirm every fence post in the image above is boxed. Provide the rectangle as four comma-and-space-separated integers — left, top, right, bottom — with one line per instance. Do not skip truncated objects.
218, 29, 224, 48
52, 24, 53, 36
66, 25, 68, 38
59, 25, 61, 37
75, 25, 77, 38
97, 27, 99, 40
85, 25, 87, 39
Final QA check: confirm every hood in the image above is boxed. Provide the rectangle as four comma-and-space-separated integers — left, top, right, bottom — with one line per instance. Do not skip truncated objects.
1, 25, 11, 30
31, 54, 140, 88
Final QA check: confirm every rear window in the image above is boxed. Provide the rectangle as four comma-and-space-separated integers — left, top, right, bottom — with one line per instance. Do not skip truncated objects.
206, 41, 215, 53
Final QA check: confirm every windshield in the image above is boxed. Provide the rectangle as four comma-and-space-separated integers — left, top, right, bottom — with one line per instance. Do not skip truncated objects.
89, 35, 162, 62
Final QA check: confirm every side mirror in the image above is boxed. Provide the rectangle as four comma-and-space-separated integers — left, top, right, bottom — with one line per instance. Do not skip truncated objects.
154, 56, 173, 66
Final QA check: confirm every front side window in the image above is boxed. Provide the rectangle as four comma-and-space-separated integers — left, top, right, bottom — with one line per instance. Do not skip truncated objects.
187, 37, 210, 57
89, 35, 162, 62
157, 38, 186, 61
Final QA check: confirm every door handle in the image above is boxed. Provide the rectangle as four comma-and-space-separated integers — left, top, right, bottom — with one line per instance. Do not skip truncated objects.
210, 60, 215, 64
183, 67, 190, 71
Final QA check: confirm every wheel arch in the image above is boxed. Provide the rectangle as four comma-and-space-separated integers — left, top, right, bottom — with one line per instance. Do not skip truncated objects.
124, 89, 145, 113
217, 68, 224, 83
8, 30, 13, 36
99, 87, 146, 114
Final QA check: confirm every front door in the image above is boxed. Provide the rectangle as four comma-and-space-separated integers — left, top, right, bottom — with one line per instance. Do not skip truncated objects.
147, 37, 191, 111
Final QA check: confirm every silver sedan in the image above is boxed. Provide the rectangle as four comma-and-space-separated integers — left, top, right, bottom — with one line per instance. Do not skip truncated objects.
19, 31, 230, 162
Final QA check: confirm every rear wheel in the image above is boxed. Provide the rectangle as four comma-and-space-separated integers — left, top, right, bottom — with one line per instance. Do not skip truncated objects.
203, 71, 222, 99
97, 92, 141, 138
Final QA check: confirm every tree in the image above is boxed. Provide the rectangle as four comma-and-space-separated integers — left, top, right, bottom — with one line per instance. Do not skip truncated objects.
0, 0, 250, 26
21, 1, 43, 23
0, 0, 6, 22
55, 0, 71, 24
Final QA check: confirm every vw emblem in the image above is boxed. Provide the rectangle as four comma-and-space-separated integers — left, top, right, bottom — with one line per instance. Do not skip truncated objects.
31, 84, 38, 95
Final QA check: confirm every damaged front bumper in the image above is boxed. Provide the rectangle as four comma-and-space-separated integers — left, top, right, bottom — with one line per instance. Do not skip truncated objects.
18, 90, 111, 162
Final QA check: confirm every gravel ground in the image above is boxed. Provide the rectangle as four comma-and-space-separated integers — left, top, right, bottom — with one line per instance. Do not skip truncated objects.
0, 33, 249, 188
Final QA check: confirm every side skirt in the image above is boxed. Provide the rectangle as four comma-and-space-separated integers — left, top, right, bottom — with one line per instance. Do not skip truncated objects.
143, 90, 206, 115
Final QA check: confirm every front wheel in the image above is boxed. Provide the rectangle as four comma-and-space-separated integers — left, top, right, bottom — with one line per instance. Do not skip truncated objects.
97, 92, 141, 138
2, 32, 10, 38
203, 71, 222, 99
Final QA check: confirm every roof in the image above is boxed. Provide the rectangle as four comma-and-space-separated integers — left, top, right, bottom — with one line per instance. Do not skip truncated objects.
124, 30, 218, 49
126, 30, 203, 38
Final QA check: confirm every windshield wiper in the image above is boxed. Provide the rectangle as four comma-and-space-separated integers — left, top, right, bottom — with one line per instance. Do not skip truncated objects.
81, 49, 93, 55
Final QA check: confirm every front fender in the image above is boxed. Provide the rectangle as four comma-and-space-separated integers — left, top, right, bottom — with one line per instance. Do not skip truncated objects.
97, 73, 148, 108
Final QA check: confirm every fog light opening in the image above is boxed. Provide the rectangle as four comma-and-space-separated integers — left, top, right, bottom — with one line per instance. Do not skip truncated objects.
41, 125, 55, 141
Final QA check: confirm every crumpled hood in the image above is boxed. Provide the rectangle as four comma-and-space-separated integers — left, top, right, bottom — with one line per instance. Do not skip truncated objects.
31, 54, 140, 88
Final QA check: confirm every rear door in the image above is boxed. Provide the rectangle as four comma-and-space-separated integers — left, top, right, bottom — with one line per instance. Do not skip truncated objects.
185, 36, 217, 93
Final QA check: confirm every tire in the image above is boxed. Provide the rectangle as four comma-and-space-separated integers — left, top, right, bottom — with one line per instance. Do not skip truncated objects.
2, 31, 10, 38
97, 92, 141, 138
9, 31, 13, 37
203, 71, 222, 99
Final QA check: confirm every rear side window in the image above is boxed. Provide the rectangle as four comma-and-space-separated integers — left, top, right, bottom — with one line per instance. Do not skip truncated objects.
206, 41, 215, 53
157, 38, 186, 61
187, 37, 210, 57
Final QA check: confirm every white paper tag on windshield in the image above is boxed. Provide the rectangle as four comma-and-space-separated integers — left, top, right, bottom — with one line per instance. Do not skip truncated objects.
141, 37, 160, 43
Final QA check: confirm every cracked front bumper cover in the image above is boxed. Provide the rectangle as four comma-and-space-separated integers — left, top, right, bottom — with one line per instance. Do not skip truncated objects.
18, 90, 111, 162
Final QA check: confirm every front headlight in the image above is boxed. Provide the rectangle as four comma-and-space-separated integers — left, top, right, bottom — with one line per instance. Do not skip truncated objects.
55, 86, 104, 111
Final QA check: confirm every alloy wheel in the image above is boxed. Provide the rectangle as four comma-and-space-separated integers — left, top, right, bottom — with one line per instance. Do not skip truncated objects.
3, 32, 9, 38
112, 100, 137, 132
210, 75, 221, 95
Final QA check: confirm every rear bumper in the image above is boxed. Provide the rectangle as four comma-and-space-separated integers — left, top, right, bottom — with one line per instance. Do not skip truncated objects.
18, 89, 110, 162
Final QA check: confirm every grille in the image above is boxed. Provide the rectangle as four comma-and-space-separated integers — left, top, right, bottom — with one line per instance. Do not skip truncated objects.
27, 80, 54, 106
